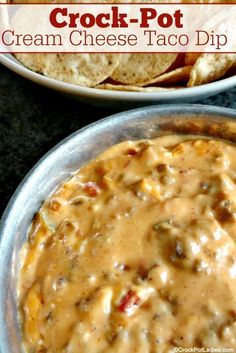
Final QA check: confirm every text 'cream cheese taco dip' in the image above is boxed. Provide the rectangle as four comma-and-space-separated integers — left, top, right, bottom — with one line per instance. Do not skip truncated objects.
11, 0, 236, 92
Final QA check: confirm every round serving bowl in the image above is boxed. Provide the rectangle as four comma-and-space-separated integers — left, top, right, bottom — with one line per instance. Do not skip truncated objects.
1, 53, 236, 107
1, 104, 236, 353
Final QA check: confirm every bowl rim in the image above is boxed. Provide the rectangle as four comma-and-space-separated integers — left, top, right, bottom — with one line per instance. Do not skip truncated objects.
1, 103, 236, 353
1, 103, 236, 229
1, 53, 236, 101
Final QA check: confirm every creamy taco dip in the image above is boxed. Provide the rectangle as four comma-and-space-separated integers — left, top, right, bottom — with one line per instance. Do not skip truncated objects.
19, 135, 236, 353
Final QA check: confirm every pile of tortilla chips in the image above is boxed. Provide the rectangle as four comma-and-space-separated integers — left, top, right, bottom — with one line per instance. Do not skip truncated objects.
15, 52, 236, 92
13, 0, 236, 92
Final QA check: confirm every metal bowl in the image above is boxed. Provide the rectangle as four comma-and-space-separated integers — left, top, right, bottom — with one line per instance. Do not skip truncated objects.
1, 104, 236, 353
1, 54, 236, 108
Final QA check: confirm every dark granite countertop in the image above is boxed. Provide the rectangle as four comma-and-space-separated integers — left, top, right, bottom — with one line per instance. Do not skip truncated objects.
0, 64, 236, 215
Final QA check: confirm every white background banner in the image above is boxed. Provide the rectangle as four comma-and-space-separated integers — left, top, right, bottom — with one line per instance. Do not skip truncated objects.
0, 3, 235, 53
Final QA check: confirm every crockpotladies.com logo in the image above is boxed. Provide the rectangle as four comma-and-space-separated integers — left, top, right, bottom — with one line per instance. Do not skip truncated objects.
172, 348, 235, 353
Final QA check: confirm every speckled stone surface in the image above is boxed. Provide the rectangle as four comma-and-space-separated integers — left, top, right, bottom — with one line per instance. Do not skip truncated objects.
0, 64, 236, 215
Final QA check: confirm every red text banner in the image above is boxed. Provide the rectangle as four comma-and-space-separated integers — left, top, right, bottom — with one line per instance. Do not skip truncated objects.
0, 3, 235, 53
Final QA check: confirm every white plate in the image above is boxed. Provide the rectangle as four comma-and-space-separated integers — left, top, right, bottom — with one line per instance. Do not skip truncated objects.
1, 53, 236, 107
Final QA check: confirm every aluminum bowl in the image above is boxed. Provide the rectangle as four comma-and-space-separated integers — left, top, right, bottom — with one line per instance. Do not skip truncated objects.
1, 54, 236, 108
1, 104, 236, 353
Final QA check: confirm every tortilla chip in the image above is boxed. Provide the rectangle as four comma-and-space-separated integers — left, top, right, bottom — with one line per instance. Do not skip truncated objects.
111, 54, 177, 85
188, 54, 236, 87
15, 54, 43, 72
137, 66, 192, 87
96, 83, 175, 92
15, 53, 120, 87
185, 53, 201, 65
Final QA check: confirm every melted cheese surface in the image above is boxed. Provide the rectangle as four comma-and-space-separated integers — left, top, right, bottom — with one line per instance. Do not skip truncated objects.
19, 136, 236, 352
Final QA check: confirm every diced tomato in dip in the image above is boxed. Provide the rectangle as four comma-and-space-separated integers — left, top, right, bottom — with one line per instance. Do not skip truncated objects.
84, 181, 100, 196
118, 290, 140, 312
18, 136, 236, 353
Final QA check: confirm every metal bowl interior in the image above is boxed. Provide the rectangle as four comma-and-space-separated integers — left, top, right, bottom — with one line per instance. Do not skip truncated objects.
1, 104, 236, 353
1, 54, 236, 107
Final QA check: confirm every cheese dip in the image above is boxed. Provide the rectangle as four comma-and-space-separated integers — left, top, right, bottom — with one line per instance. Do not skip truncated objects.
18, 135, 236, 353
